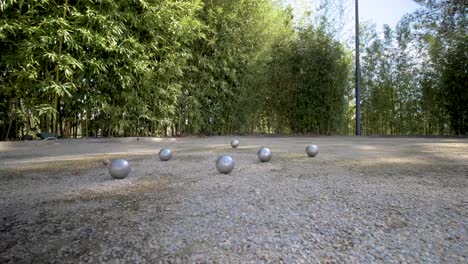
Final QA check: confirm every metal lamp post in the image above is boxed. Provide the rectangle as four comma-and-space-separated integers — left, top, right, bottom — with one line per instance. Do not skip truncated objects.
355, 0, 361, 136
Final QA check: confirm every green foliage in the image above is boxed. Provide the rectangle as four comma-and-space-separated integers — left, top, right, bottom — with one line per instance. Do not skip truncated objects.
357, 0, 467, 135
287, 27, 350, 134
441, 33, 468, 134
1, 0, 203, 138
1, 0, 466, 139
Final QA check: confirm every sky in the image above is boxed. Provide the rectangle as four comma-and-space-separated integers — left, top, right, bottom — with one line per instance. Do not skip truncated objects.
283, 0, 422, 35
359, 0, 421, 30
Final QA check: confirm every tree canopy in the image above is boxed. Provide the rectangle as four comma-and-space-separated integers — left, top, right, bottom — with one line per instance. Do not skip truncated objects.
358, 0, 467, 135
0, 0, 466, 140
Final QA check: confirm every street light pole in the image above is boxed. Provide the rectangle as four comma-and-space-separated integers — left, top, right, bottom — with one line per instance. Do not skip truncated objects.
355, 0, 361, 136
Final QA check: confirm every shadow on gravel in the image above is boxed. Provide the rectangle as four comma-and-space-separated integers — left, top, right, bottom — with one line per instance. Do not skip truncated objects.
337, 158, 467, 188
0, 172, 189, 263
64, 176, 172, 203
0, 155, 152, 179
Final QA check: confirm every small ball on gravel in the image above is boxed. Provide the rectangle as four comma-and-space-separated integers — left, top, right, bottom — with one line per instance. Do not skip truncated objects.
102, 159, 110, 166
231, 139, 239, 148
306, 145, 319, 157
216, 155, 235, 174
257, 147, 272, 162
109, 159, 131, 179
159, 148, 173, 161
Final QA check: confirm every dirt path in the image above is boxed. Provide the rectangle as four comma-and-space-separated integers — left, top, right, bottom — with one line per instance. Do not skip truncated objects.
0, 137, 467, 263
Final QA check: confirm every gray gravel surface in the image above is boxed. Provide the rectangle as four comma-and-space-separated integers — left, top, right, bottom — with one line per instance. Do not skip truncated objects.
0, 136, 467, 263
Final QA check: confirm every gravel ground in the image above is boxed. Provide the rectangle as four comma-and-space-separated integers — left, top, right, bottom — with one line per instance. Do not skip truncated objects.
0, 136, 467, 263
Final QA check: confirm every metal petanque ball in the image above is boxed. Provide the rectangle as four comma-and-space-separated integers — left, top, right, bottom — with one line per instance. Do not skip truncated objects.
306, 145, 319, 157
216, 155, 235, 174
231, 139, 239, 148
257, 147, 272, 162
159, 148, 173, 161
109, 159, 131, 179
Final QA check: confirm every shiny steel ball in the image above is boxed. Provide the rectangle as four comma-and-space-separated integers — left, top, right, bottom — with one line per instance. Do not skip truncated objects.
216, 155, 235, 174
306, 145, 319, 157
257, 147, 272, 162
231, 139, 239, 148
109, 159, 131, 179
159, 148, 173, 161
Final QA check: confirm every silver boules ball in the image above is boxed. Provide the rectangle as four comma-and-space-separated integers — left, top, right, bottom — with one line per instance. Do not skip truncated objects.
216, 155, 235, 174
306, 145, 319, 157
257, 147, 272, 162
231, 139, 239, 148
159, 148, 173, 161
109, 159, 131, 179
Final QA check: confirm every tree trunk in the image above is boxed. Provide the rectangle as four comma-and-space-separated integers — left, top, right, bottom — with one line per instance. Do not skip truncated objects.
5, 114, 13, 141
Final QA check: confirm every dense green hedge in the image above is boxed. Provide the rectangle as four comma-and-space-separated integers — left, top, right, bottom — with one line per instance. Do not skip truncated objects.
1, 0, 466, 139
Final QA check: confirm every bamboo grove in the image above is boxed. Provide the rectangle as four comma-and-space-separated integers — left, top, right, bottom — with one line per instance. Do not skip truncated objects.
0, 0, 466, 140
357, 0, 467, 135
